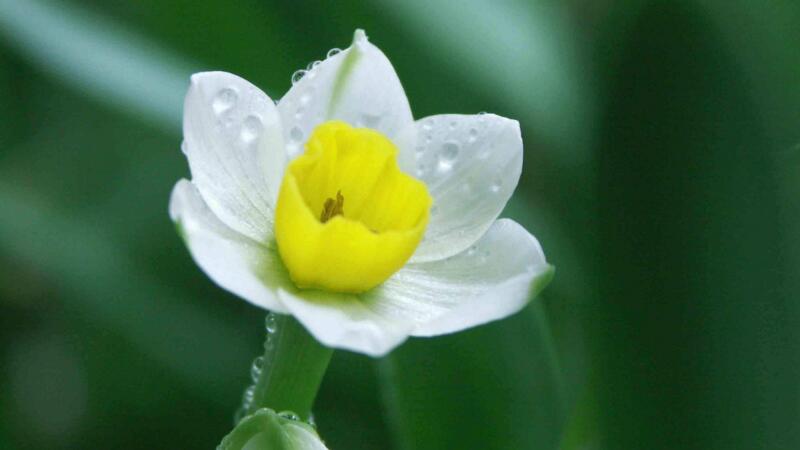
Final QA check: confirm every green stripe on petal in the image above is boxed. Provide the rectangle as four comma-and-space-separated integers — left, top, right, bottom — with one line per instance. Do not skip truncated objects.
326, 30, 366, 118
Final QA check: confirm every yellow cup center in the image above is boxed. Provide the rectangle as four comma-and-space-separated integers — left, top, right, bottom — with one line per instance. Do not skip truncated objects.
274, 121, 432, 293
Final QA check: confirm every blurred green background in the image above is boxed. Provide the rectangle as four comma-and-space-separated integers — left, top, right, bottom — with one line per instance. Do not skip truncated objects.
1, 0, 798, 449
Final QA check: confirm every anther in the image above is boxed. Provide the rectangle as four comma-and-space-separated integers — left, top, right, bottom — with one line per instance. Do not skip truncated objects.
320, 190, 344, 223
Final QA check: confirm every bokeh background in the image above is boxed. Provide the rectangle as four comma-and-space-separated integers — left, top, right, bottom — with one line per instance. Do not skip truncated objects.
1, 0, 799, 449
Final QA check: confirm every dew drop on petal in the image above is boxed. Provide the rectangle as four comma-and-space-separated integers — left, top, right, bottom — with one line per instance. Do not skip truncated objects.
326, 48, 341, 58
291, 69, 307, 85
468, 128, 478, 143
212, 88, 237, 115
295, 107, 305, 120
241, 115, 263, 143
361, 113, 381, 128
437, 141, 459, 171
290, 126, 305, 144
490, 178, 503, 193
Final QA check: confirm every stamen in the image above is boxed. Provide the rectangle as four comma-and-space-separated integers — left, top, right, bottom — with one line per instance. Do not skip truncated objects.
320, 190, 344, 223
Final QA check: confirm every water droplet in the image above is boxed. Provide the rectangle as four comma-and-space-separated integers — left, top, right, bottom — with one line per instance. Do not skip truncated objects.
300, 92, 312, 105
212, 88, 237, 115
180, 140, 188, 155
295, 107, 305, 120
241, 115, 263, 143
437, 141, 459, 171
306, 60, 320, 71
490, 178, 503, 193
421, 122, 433, 131
291, 69, 307, 85
242, 385, 255, 405
415, 146, 424, 155
416, 163, 426, 177
265, 313, 278, 333
449, 121, 457, 130
290, 126, 304, 143
327, 48, 342, 58
468, 128, 478, 143
361, 113, 381, 128
466, 246, 477, 257
263, 335, 274, 352
234, 406, 247, 424
307, 413, 317, 428
250, 356, 265, 382
425, 134, 433, 143
278, 411, 300, 421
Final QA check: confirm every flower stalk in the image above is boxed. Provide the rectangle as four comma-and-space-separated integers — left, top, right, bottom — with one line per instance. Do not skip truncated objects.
245, 313, 333, 422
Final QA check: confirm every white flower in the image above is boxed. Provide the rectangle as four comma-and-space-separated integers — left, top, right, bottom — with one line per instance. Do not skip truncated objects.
169, 29, 553, 357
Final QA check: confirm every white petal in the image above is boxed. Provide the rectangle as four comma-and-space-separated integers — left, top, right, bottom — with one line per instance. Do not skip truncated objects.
278, 30, 413, 159
183, 71, 285, 244
277, 289, 415, 358
404, 113, 524, 262
365, 219, 552, 337
169, 180, 288, 313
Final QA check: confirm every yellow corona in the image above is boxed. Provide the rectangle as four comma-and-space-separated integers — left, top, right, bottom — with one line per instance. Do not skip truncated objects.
275, 121, 432, 293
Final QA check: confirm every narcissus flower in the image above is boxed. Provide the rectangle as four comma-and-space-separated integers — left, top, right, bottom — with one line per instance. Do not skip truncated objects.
170, 30, 553, 356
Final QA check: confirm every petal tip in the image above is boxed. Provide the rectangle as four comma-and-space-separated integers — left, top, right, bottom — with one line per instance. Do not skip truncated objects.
168, 179, 191, 222
353, 29, 368, 44
531, 264, 555, 298
188, 71, 212, 87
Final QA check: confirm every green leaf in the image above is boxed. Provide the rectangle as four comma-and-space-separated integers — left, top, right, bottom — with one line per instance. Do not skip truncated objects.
378, 299, 566, 450
0, 182, 252, 405
591, 2, 800, 448
0, 0, 195, 132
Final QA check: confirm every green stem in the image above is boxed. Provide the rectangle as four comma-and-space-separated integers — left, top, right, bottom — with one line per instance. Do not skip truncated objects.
246, 313, 333, 421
